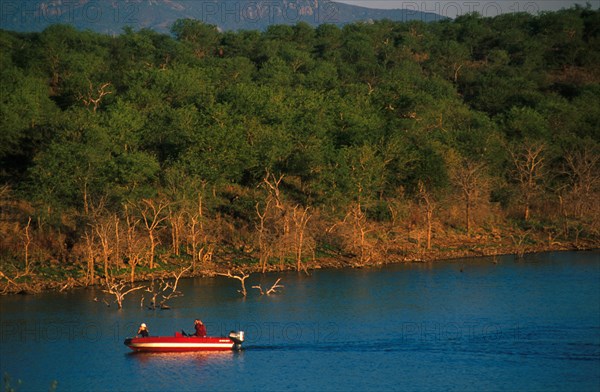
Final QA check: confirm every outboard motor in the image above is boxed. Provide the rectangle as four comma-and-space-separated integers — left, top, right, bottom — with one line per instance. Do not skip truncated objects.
228, 331, 245, 350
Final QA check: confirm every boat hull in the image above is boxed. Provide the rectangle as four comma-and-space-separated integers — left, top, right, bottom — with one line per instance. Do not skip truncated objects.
124, 332, 242, 352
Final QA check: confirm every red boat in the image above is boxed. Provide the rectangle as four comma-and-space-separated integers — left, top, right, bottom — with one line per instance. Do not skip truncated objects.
124, 331, 245, 352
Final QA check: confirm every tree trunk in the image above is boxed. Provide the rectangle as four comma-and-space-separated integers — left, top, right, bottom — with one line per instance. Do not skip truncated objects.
23, 217, 32, 274
426, 208, 432, 250
149, 231, 155, 269
130, 263, 136, 284
418, 181, 435, 251
190, 218, 198, 273
296, 229, 304, 272
465, 195, 471, 234
114, 215, 120, 265
84, 231, 95, 285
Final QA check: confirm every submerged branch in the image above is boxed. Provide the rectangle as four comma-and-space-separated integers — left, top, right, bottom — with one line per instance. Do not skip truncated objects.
252, 278, 284, 295
217, 270, 250, 297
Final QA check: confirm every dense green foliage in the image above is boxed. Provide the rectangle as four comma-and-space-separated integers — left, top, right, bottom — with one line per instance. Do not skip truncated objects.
1, 7, 599, 281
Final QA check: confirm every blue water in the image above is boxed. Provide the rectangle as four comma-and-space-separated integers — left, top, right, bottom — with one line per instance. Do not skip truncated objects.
1, 251, 599, 391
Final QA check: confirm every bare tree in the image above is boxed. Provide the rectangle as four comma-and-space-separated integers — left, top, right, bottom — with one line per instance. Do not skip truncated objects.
83, 230, 96, 285
0, 270, 40, 295
252, 278, 284, 295
187, 193, 205, 272
217, 270, 250, 297
94, 216, 114, 281
341, 202, 373, 266
557, 193, 570, 237
103, 277, 144, 309
188, 212, 201, 272
291, 205, 312, 272
417, 181, 436, 250
0, 183, 10, 197
159, 266, 190, 307
83, 197, 113, 283
450, 159, 487, 234
144, 278, 161, 309
124, 205, 145, 283
78, 80, 113, 112
508, 143, 545, 221
138, 199, 170, 269
113, 214, 121, 266
22, 217, 32, 275
168, 207, 186, 256
563, 147, 600, 219
262, 171, 285, 210
510, 229, 530, 259
262, 171, 290, 269
145, 266, 191, 309
255, 200, 273, 273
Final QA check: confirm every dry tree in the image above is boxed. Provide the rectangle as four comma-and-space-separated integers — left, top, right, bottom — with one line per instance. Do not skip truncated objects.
217, 269, 250, 297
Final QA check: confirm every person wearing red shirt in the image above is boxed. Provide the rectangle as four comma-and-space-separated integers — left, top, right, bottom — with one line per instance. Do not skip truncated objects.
194, 319, 207, 337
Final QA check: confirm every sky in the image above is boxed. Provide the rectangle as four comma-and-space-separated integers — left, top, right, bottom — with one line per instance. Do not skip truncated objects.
334, 0, 595, 18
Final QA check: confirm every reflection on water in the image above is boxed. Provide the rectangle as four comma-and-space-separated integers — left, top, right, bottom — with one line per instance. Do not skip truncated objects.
125, 350, 237, 362
0, 251, 598, 391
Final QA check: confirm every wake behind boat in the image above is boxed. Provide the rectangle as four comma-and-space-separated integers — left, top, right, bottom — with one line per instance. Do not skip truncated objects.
124, 331, 245, 352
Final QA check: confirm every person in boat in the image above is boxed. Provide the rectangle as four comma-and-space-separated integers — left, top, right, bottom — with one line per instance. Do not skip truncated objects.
137, 323, 149, 337
194, 319, 207, 337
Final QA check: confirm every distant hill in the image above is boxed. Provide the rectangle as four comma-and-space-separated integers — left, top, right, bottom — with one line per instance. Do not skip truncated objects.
0, 0, 444, 34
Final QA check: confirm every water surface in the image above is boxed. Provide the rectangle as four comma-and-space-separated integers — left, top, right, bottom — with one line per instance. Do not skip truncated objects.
1, 251, 599, 391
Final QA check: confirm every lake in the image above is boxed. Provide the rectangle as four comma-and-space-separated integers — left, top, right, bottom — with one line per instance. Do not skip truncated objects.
1, 251, 599, 391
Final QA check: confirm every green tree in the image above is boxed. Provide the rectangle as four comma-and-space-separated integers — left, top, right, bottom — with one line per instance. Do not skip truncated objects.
171, 19, 220, 58
0, 67, 58, 172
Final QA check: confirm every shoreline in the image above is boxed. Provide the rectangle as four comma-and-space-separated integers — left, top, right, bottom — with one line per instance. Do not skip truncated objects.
1, 239, 597, 296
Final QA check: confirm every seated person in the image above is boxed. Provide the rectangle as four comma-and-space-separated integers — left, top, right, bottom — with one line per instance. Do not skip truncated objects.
194, 319, 207, 337
137, 323, 149, 337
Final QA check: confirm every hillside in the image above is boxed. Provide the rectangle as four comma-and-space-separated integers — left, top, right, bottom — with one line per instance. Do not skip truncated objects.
0, 6, 599, 294
0, 0, 443, 33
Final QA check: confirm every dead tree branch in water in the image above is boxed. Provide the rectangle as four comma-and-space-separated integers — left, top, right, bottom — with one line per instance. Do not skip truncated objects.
102, 278, 144, 309
0, 270, 36, 294
252, 278, 284, 295
217, 270, 250, 297
159, 266, 190, 308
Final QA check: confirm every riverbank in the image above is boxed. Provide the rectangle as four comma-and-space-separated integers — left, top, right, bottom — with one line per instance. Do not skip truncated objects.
1, 224, 598, 296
